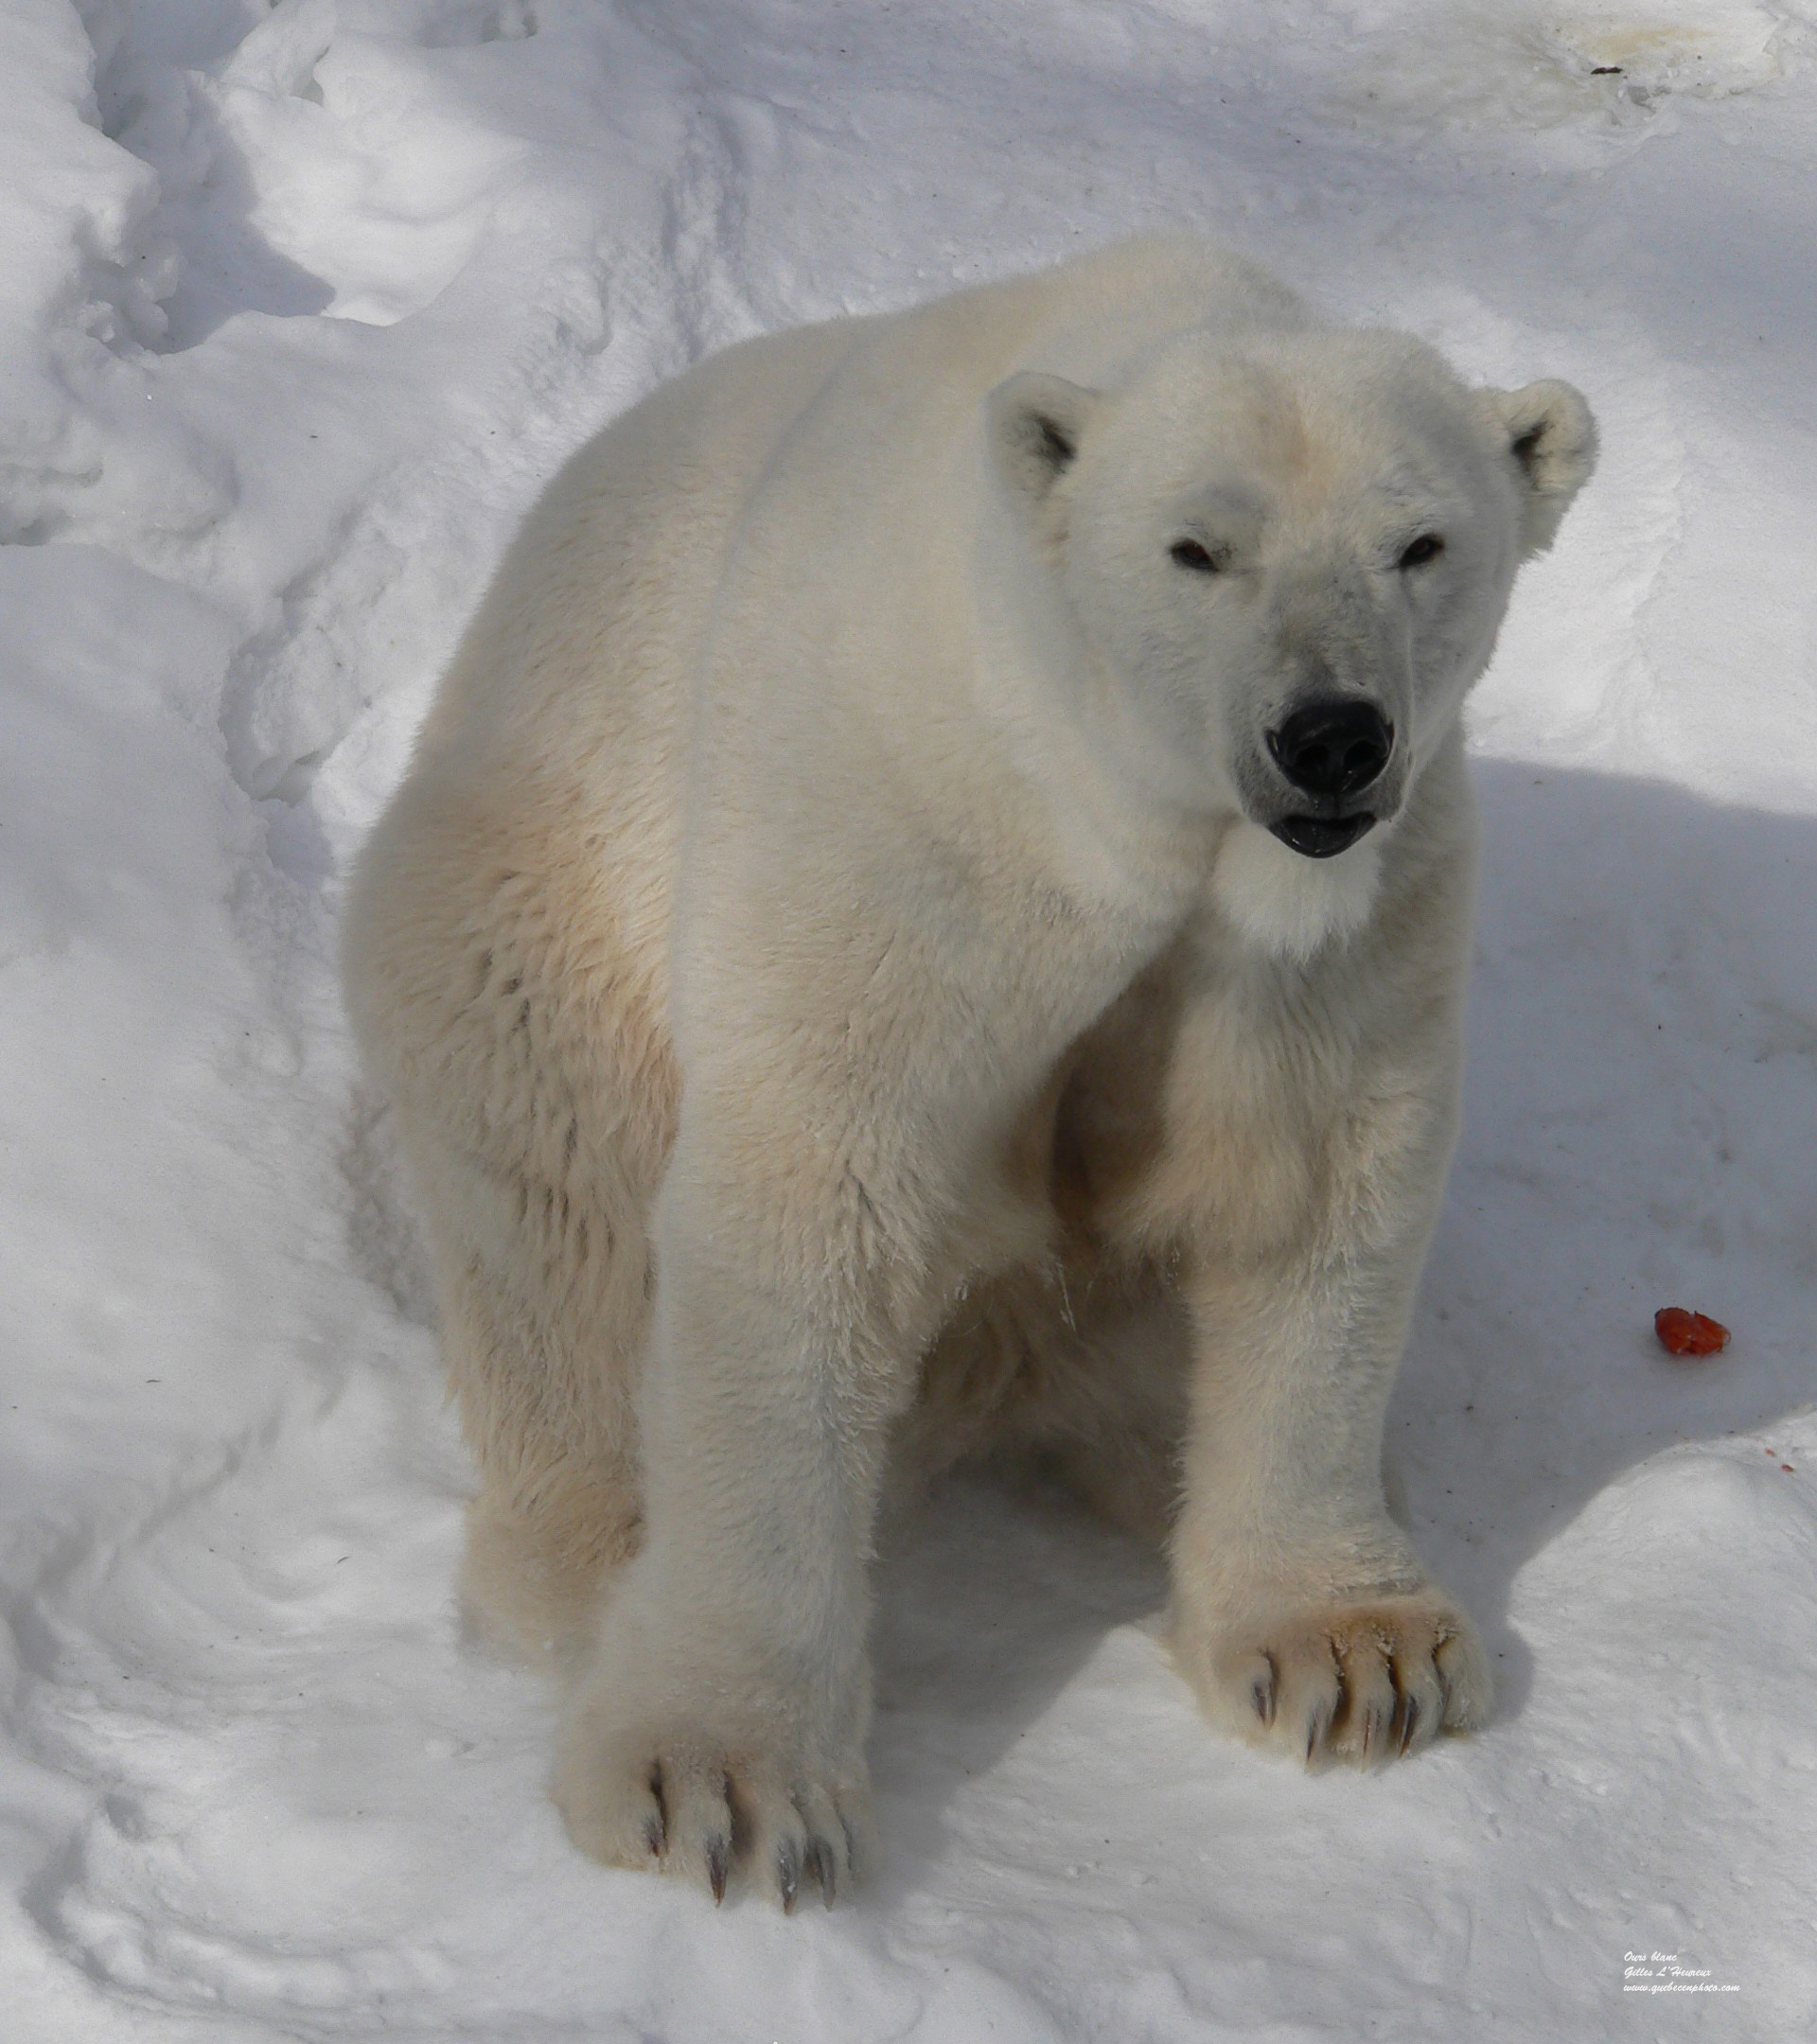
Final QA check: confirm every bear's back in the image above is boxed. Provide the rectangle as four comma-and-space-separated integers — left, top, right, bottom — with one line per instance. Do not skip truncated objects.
410, 235, 1306, 788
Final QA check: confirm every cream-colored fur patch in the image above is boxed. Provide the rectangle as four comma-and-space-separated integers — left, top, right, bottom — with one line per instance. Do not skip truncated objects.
1210, 819, 1385, 962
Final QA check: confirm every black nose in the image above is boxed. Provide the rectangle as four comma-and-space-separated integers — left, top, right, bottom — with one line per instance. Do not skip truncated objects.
1265, 700, 1393, 802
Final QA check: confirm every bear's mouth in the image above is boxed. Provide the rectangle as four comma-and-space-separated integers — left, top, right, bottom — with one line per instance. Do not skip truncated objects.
1268, 813, 1378, 859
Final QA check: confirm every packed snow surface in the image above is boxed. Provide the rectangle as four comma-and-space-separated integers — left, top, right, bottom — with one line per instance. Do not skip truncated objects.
3, 1, 1815, 2037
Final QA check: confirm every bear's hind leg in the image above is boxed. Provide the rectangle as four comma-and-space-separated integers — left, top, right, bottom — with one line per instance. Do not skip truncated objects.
417, 1137, 650, 1667
911, 1267, 1190, 1550
1014, 1281, 1190, 1550
460, 1473, 640, 1667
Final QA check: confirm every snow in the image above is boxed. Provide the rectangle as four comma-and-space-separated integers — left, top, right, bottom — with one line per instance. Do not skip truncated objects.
2, 0, 1814, 2035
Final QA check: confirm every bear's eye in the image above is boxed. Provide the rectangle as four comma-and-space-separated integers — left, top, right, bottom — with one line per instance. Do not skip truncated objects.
1398, 533, 1444, 570
1170, 538, 1221, 573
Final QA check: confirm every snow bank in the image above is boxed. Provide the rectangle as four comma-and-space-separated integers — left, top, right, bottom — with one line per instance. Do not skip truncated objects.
2, 2, 1814, 2037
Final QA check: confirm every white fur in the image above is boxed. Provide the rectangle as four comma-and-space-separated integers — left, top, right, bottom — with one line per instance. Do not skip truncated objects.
1210, 819, 1385, 962
343, 237, 1596, 1907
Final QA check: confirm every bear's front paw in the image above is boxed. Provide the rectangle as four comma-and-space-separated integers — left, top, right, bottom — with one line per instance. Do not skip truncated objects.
1174, 1587, 1492, 1769
552, 1660, 874, 1910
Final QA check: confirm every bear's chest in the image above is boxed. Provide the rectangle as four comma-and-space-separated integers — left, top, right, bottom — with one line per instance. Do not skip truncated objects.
1036, 933, 1422, 1273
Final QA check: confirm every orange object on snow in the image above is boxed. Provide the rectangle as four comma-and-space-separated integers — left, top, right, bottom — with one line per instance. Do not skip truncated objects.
1653, 1307, 1731, 1357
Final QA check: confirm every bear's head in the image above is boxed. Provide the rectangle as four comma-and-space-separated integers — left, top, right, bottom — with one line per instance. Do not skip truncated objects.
987, 328, 1596, 957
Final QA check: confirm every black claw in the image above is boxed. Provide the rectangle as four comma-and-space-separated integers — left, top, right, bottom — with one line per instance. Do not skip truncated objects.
706, 1833, 729, 1905
646, 1764, 667, 1856
807, 1835, 836, 1909
1399, 1696, 1420, 1756
839, 1810, 860, 1882
777, 1841, 800, 1914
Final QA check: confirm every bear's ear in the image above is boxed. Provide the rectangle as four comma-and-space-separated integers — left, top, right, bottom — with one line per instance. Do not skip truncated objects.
986, 372, 1102, 517
1482, 379, 1597, 558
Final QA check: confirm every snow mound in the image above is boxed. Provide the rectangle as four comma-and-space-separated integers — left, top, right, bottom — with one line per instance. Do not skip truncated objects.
1340, 1, 1804, 147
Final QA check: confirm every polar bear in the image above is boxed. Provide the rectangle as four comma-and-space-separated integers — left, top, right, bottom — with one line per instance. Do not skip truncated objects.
343, 237, 1595, 1909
